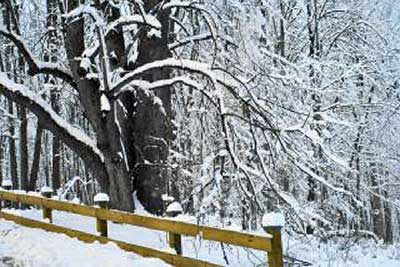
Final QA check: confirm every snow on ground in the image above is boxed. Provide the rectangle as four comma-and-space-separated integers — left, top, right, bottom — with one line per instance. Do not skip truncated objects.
285, 234, 400, 267
1, 209, 251, 266
1, 205, 400, 267
0, 219, 170, 267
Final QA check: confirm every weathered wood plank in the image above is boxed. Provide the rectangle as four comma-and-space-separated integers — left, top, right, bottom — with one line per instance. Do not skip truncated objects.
0, 211, 220, 267
0, 190, 272, 251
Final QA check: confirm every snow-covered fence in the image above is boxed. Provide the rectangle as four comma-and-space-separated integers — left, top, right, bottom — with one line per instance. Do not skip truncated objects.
40, 186, 53, 223
94, 193, 109, 237
0, 189, 283, 267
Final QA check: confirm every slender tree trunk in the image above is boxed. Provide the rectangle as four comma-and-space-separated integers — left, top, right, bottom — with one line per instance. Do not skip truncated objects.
306, 0, 318, 209
370, 162, 385, 240
384, 198, 393, 243
28, 123, 43, 191
51, 93, 61, 189
0, 136, 3, 186
15, 11, 28, 191
46, 0, 61, 190
8, 101, 18, 189
2, 5, 18, 189
19, 106, 29, 191
44, 131, 50, 186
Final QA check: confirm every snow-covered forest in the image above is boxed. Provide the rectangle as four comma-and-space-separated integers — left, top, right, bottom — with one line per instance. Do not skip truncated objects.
0, 0, 399, 261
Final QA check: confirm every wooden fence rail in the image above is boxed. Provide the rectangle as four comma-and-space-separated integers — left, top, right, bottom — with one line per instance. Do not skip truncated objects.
0, 189, 283, 267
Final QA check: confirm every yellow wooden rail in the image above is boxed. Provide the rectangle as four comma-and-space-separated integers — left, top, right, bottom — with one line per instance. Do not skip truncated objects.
0, 189, 283, 267
0, 211, 218, 267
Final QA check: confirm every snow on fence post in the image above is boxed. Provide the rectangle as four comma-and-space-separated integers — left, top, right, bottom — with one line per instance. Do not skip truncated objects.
41, 186, 53, 223
1, 180, 13, 209
1, 179, 12, 190
262, 212, 284, 267
94, 193, 109, 237
166, 201, 183, 255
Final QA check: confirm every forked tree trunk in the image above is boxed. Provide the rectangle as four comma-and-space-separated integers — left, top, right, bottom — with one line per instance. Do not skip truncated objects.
63, 0, 172, 213
63, 0, 134, 211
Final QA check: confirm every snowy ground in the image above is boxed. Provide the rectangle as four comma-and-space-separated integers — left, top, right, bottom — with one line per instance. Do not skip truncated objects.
0, 219, 170, 267
1, 207, 400, 267
285, 234, 400, 267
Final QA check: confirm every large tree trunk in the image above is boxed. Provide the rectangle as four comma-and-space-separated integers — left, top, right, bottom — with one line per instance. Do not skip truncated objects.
100, 1, 135, 212
130, 0, 172, 214
63, 0, 134, 211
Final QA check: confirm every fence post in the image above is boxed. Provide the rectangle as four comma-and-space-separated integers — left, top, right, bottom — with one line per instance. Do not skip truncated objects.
166, 201, 183, 255
94, 193, 109, 237
1, 180, 12, 209
41, 186, 53, 223
262, 212, 284, 267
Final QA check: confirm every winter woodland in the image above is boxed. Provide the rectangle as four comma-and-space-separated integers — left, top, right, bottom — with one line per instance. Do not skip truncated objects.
0, 0, 399, 254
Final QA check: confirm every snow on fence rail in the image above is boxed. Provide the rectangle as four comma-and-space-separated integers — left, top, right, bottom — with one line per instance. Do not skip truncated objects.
0, 189, 283, 267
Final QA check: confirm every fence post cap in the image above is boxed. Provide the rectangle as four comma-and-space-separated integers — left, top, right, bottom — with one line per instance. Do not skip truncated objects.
40, 186, 53, 194
94, 193, 110, 203
72, 197, 81, 204
1, 180, 12, 188
166, 201, 183, 217
162, 194, 175, 202
262, 212, 285, 229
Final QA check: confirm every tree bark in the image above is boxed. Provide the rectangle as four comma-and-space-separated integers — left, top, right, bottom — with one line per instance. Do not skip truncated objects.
2, 4, 19, 189
131, 0, 172, 214
63, 0, 134, 211
28, 123, 43, 191
370, 165, 385, 240
19, 106, 29, 191
0, 136, 3, 186
8, 101, 18, 189
46, 0, 61, 191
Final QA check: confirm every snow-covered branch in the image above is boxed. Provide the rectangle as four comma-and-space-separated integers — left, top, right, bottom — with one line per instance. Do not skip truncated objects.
106, 15, 162, 35
111, 58, 233, 93
0, 73, 106, 183
0, 28, 76, 88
